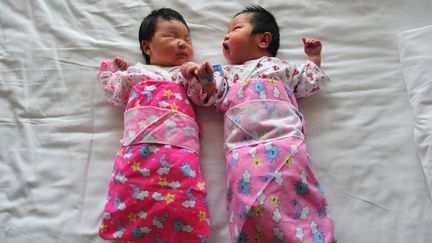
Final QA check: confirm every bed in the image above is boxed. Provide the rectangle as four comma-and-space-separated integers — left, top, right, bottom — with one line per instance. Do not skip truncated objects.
1, 0, 431, 242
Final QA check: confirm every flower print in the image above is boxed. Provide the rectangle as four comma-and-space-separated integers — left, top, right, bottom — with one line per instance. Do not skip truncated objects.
181, 164, 191, 176
128, 212, 137, 222
252, 158, 262, 168
164, 193, 175, 204
131, 226, 151, 238
197, 182, 206, 190
255, 206, 265, 217
238, 179, 251, 194
271, 195, 280, 207
266, 145, 279, 162
233, 73, 240, 83
237, 232, 248, 243
131, 161, 141, 172
163, 89, 173, 98
99, 224, 108, 233
114, 196, 126, 211
159, 177, 168, 187
253, 81, 265, 93
198, 210, 207, 221
180, 163, 196, 178
285, 156, 295, 167
295, 180, 310, 197
269, 79, 279, 86
285, 67, 290, 79
312, 229, 325, 243
169, 103, 179, 111
173, 219, 185, 232
139, 145, 151, 158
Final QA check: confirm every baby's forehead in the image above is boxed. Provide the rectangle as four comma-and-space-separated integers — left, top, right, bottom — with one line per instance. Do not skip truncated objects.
228, 12, 253, 28
156, 19, 189, 32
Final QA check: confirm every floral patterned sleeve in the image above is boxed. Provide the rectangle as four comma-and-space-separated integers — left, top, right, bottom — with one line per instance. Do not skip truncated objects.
97, 59, 159, 107
97, 59, 129, 106
286, 61, 330, 98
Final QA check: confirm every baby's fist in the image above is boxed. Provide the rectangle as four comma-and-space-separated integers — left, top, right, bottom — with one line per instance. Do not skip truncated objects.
302, 38, 322, 57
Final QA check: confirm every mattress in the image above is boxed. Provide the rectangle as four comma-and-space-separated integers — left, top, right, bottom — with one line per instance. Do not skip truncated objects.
1, 0, 431, 242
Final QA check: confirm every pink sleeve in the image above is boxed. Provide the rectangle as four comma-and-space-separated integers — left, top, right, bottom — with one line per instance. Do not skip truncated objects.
97, 59, 129, 107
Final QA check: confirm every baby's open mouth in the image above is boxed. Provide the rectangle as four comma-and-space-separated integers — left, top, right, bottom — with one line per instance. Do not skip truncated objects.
223, 43, 229, 52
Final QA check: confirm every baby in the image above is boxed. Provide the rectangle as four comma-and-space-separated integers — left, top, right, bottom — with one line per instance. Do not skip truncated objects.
182, 6, 336, 243
97, 8, 209, 243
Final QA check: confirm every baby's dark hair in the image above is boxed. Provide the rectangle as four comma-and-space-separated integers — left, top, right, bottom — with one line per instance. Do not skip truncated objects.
235, 5, 280, 57
138, 8, 189, 64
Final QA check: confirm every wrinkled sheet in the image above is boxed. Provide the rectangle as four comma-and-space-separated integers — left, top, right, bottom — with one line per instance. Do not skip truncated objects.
1, 1, 432, 242
399, 25, 432, 198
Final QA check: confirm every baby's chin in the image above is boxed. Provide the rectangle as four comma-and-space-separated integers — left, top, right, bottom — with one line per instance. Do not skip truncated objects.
223, 52, 239, 65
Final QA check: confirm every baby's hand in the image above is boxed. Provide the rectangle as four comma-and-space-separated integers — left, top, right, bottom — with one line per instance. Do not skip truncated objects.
195, 61, 214, 84
181, 62, 200, 79
302, 38, 322, 57
194, 61, 216, 95
113, 56, 129, 71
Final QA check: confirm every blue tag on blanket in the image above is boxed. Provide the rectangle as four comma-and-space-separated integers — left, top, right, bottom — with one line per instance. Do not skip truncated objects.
213, 64, 223, 74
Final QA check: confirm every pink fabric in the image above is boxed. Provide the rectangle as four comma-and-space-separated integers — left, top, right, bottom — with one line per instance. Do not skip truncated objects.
220, 78, 336, 243
98, 61, 209, 242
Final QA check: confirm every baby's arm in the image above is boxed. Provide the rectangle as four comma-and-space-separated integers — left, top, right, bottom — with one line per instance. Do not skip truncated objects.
98, 57, 133, 106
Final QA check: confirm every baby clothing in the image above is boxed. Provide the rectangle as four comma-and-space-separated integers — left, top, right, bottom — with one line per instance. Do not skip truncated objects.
97, 60, 209, 243
186, 57, 336, 243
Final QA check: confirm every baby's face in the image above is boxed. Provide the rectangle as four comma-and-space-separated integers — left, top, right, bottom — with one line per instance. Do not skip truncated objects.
143, 19, 193, 67
222, 13, 260, 64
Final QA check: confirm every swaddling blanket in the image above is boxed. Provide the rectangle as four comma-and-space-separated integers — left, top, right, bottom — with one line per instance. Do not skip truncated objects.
221, 78, 336, 243
186, 57, 337, 242
97, 60, 209, 242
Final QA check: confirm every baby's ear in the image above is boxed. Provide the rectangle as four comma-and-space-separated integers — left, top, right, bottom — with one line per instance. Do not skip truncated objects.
257, 32, 272, 49
141, 40, 151, 55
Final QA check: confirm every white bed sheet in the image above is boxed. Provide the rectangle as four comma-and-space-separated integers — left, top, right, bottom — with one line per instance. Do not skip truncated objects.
399, 25, 432, 198
1, 1, 432, 243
